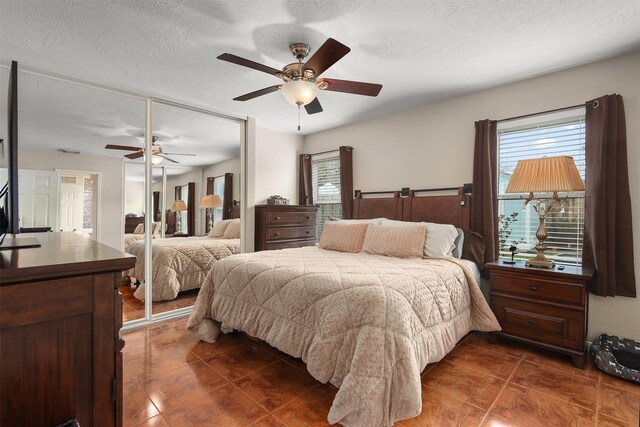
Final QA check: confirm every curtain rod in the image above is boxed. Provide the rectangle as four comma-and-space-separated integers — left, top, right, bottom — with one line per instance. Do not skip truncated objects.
310, 148, 339, 156
497, 100, 598, 124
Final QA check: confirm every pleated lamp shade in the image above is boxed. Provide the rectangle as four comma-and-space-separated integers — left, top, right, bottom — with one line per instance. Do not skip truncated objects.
170, 200, 187, 212
505, 156, 585, 193
200, 194, 223, 209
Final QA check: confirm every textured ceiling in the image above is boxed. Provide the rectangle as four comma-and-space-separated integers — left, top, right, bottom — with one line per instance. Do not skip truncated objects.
1, 0, 640, 136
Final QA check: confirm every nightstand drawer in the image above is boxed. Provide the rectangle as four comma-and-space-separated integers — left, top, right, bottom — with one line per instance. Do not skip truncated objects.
491, 271, 584, 305
491, 296, 584, 350
266, 226, 315, 241
266, 212, 316, 226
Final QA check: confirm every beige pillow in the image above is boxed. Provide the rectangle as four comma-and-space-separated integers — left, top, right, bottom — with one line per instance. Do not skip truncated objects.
208, 219, 231, 238
380, 219, 459, 257
133, 223, 144, 234
362, 224, 427, 258
319, 222, 369, 253
222, 219, 241, 239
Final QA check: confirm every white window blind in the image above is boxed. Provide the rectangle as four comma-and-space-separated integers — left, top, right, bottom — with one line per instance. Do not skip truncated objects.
312, 155, 341, 238
497, 113, 586, 266
213, 175, 225, 223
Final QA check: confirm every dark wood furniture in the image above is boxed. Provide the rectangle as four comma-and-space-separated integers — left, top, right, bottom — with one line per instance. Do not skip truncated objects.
124, 216, 144, 233
486, 261, 592, 368
255, 205, 318, 251
0, 233, 136, 427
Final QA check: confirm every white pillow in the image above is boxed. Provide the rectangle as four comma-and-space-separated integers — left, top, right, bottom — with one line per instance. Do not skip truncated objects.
380, 219, 459, 257
222, 219, 241, 239
328, 217, 386, 226
208, 219, 231, 238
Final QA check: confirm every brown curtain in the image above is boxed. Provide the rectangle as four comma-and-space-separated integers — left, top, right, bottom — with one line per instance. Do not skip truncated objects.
205, 177, 214, 233
299, 154, 312, 205
470, 120, 498, 265
223, 173, 233, 220
584, 94, 636, 297
339, 146, 354, 219
187, 182, 195, 236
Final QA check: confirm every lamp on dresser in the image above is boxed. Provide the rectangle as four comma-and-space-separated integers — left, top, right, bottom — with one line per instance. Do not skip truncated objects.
170, 200, 187, 234
505, 155, 585, 269
200, 194, 223, 231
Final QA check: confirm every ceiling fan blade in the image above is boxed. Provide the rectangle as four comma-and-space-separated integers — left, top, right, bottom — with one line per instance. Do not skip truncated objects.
233, 85, 281, 101
304, 97, 323, 115
303, 38, 350, 78
217, 53, 282, 76
125, 151, 144, 160
163, 153, 197, 156
157, 154, 179, 164
105, 144, 141, 151
318, 78, 382, 97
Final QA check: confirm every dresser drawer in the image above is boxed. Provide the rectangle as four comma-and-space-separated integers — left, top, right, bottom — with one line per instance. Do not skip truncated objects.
265, 240, 316, 251
491, 271, 584, 305
266, 211, 316, 226
266, 226, 315, 241
491, 296, 584, 350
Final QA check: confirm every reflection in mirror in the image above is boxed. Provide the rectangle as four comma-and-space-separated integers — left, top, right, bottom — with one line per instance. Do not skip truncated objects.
137, 101, 243, 316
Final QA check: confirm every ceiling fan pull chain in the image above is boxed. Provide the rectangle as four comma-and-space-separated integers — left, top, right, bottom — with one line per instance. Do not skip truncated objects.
298, 105, 301, 131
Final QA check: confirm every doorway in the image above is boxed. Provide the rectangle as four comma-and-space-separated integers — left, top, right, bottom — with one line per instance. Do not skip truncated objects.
58, 171, 99, 240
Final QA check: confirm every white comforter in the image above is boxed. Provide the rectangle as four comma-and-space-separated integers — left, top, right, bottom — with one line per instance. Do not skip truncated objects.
126, 237, 240, 301
188, 246, 499, 426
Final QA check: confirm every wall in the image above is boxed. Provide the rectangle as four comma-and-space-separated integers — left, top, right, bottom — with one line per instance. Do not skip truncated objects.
18, 148, 124, 250
202, 156, 241, 201
124, 180, 145, 216
303, 51, 640, 341
254, 127, 304, 205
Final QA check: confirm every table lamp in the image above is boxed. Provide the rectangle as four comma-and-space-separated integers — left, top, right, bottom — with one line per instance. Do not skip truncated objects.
170, 200, 187, 234
505, 156, 585, 269
200, 194, 223, 231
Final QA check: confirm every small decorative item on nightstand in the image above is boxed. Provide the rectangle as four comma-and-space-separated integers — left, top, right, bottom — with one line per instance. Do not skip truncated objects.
486, 261, 593, 368
503, 245, 518, 265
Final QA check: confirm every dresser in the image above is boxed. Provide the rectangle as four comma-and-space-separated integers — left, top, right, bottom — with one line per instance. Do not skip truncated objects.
0, 233, 136, 427
486, 261, 593, 368
255, 205, 318, 251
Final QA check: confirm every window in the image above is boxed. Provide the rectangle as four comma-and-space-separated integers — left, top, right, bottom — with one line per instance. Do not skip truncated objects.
180, 184, 189, 233
497, 110, 585, 266
312, 153, 341, 238
213, 175, 225, 223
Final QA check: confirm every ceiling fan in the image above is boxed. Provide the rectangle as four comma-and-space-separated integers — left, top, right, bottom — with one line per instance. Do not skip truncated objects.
218, 38, 382, 129
105, 136, 196, 164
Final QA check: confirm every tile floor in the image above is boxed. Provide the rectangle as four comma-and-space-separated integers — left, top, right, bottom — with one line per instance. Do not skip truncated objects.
122, 317, 640, 427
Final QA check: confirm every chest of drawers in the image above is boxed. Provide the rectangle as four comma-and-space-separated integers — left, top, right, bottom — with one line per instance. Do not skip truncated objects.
255, 205, 318, 251
486, 261, 593, 368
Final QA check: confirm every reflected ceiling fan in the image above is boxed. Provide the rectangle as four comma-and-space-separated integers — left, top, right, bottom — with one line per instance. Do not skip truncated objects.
218, 38, 382, 130
105, 136, 196, 164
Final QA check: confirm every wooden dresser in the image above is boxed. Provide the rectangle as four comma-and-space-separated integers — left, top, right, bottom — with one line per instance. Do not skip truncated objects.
0, 233, 136, 427
255, 205, 318, 251
487, 261, 593, 368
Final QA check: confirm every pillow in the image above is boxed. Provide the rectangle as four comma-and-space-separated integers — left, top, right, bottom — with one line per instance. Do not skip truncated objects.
380, 219, 459, 257
452, 228, 465, 259
362, 224, 427, 258
133, 223, 144, 234
208, 219, 231, 238
222, 219, 241, 239
328, 217, 386, 226
319, 222, 369, 253
461, 231, 486, 269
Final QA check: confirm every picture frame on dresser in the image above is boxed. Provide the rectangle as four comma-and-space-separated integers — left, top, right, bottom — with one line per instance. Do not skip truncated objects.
486, 261, 593, 368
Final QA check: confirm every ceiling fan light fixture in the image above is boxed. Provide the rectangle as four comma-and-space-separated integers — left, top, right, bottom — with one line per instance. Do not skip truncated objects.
281, 79, 318, 106
143, 153, 163, 165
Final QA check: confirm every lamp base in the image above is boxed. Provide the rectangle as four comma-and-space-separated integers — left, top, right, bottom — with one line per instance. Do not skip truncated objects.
525, 258, 555, 269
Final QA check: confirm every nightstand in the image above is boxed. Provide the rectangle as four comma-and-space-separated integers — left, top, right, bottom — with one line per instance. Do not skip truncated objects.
486, 261, 593, 368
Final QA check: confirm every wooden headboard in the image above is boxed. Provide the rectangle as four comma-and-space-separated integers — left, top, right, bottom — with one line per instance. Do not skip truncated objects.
353, 187, 471, 231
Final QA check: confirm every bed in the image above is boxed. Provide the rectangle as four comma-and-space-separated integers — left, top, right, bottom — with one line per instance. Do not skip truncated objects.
126, 235, 241, 301
187, 188, 500, 427
123, 222, 161, 250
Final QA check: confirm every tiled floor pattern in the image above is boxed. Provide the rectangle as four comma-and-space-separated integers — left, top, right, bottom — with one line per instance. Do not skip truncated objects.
119, 285, 199, 321
122, 317, 640, 427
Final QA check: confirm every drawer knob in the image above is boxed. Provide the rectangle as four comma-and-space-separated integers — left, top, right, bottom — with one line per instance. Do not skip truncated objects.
306, 230, 310, 234
528, 286, 537, 291
306, 216, 310, 219
527, 319, 537, 325
273, 232, 280, 236
274, 216, 280, 220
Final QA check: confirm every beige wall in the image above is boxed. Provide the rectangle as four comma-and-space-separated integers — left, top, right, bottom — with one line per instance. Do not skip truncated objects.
304, 51, 640, 341
18, 148, 124, 250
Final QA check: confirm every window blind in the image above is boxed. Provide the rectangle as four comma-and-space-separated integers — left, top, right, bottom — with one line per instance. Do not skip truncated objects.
497, 116, 585, 266
213, 176, 225, 223
312, 156, 341, 238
